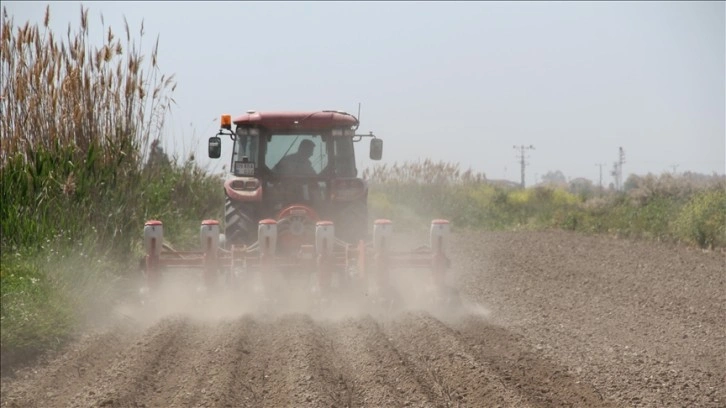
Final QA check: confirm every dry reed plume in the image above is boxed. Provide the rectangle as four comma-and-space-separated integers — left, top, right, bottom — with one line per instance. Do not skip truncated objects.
1, 5, 176, 169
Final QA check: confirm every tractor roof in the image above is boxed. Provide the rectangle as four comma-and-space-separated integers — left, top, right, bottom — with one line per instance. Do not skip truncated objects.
232, 111, 359, 131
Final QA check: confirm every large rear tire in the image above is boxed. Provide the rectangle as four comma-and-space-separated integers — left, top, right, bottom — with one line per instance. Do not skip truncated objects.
224, 197, 258, 248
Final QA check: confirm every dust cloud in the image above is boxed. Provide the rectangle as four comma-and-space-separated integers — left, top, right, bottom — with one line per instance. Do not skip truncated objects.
110, 233, 493, 331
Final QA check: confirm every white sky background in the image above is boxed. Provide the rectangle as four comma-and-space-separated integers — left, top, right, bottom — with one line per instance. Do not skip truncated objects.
5, 1, 725, 186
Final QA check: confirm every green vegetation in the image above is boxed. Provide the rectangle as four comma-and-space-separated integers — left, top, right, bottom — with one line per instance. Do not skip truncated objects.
364, 160, 726, 248
1, 6, 222, 362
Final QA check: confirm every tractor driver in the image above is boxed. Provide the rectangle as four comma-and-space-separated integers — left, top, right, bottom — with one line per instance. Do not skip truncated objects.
273, 139, 317, 176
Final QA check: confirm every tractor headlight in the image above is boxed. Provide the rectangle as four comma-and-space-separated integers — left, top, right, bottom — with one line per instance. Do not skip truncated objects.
230, 178, 260, 190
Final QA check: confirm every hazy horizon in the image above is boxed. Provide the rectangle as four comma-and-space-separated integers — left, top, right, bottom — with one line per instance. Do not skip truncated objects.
4, 1, 725, 186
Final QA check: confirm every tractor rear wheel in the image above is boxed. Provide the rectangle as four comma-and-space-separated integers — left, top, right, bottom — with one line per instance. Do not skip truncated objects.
224, 197, 258, 248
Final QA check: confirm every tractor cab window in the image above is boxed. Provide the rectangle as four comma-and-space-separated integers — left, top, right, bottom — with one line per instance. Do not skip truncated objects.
267, 134, 328, 176
232, 132, 259, 176
333, 137, 357, 177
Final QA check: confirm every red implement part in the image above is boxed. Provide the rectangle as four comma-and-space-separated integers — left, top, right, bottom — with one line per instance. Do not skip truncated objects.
276, 204, 319, 221
276, 205, 319, 254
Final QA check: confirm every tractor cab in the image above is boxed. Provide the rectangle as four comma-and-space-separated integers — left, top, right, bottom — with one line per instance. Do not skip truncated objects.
209, 111, 383, 252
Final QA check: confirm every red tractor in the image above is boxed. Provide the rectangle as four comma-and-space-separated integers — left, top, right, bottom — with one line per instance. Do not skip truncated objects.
208, 110, 377, 252
140, 110, 455, 310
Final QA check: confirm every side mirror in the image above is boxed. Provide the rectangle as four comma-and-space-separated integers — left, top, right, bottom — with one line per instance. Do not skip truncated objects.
208, 136, 222, 159
369, 138, 383, 160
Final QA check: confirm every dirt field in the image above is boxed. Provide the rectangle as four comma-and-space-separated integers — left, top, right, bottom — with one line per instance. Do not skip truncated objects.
1, 230, 724, 407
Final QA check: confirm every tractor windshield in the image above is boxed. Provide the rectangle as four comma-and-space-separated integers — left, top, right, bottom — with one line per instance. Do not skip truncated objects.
267, 134, 328, 176
265, 134, 358, 178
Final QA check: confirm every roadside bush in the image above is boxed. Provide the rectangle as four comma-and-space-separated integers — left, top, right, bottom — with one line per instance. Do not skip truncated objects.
364, 159, 488, 231
674, 189, 726, 248
366, 160, 726, 249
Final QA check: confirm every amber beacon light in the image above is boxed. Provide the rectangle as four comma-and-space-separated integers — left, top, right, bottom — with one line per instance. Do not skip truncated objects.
220, 114, 232, 130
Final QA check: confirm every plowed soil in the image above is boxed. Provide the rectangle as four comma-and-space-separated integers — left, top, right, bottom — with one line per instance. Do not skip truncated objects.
1, 231, 724, 407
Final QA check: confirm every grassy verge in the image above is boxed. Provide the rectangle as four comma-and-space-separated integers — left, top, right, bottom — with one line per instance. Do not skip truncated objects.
1, 261, 76, 356
0, 155, 224, 369
0, 250, 119, 369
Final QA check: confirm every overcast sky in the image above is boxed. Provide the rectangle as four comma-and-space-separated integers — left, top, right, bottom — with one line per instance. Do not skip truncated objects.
5, 1, 725, 186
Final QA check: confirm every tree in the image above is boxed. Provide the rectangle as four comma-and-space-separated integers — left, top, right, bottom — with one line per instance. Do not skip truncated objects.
541, 170, 567, 186
569, 177, 595, 200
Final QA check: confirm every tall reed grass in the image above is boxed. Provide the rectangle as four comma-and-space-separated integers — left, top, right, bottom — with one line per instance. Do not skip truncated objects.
0, 5, 196, 256
1, 5, 222, 362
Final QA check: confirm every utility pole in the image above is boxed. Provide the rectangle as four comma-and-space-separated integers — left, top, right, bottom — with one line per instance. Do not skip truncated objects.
611, 147, 626, 191
669, 164, 679, 174
596, 163, 605, 195
513, 145, 535, 188
617, 147, 626, 191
